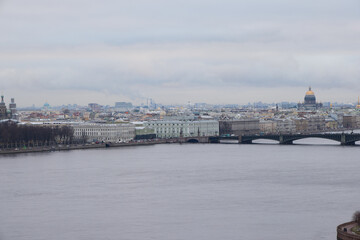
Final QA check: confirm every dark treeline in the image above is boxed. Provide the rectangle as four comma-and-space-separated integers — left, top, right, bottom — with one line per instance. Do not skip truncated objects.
0, 121, 74, 149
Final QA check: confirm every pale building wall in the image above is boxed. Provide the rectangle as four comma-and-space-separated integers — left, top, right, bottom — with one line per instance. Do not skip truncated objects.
275, 119, 296, 134
72, 123, 135, 142
219, 119, 260, 136
259, 120, 277, 134
144, 120, 219, 138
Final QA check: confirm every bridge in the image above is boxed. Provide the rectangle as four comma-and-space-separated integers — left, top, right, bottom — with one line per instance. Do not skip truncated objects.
167, 136, 211, 144
208, 133, 360, 145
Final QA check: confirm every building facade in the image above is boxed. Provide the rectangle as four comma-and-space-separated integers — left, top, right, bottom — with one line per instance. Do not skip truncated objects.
259, 120, 277, 134
307, 115, 326, 132
72, 123, 135, 143
325, 118, 338, 130
134, 126, 156, 140
275, 119, 296, 134
343, 115, 358, 129
144, 120, 219, 138
294, 118, 308, 133
219, 119, 260, 136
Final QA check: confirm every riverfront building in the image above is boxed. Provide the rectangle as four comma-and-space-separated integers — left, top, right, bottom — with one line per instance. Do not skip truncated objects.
144, 120, 219, 139
259, 120, 277, 134
219, 119, 260, 136
72, 123, 135, 143
275, 119, 296, 134
294, 115, 326, 133
343, 115, 358, 129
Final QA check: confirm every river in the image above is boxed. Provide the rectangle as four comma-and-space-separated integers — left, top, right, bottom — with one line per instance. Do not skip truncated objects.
0, 140, 359, 240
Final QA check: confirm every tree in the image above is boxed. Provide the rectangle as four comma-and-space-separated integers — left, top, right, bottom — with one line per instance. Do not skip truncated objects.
353, 211, 360, 224
0, 121, 75, 149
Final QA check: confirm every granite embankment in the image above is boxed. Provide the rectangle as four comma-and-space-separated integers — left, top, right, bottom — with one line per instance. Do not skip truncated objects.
0, 140, 169, 155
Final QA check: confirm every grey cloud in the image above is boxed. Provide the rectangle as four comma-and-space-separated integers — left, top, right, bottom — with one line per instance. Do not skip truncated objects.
1, 44, 359, 91
0, 0, 359, 105
1, 0, 359, 47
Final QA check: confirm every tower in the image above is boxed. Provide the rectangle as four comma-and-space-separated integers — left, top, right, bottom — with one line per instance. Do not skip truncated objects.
0, 94, 7, 119
9, 98, 17, 119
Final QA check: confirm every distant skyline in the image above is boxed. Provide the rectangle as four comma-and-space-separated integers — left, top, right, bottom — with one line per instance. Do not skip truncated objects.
1, 0, 360, 107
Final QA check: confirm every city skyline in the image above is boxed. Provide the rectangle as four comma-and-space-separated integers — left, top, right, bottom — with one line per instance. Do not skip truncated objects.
1, 86, 360, 109
1, 0, 360, 106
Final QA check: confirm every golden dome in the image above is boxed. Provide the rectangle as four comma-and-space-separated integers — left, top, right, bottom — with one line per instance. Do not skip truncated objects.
305, 87, 314, 95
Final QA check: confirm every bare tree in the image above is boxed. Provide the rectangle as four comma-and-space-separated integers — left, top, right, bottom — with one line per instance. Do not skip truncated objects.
0, 121, 74, 149
353, 211, 360, 224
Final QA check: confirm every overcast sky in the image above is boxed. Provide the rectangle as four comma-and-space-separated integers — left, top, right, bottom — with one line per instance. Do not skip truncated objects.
0, 0, 359, 107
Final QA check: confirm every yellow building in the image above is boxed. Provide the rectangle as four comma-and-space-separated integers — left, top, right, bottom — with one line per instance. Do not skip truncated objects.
325, 119, 338, 130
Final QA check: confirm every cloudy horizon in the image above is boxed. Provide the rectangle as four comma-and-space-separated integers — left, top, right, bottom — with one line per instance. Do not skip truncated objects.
0, 0, 359, 107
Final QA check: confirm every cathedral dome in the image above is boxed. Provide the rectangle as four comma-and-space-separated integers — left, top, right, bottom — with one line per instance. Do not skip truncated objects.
305, 87, 315, 95
304, 87, 316, 104
298, 87, 322, 110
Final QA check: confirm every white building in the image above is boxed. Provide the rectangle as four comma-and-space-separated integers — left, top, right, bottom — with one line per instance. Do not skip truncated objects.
275, 119, 296, 134
259, 120, 277, 134
72, 123, 135, 142
306, 115, 326, 132
144, 120, 219, 138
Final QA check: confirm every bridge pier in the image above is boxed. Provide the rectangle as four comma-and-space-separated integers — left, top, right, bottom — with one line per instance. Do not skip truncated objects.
279, 136, 292, 145
341, 134, 346, 145
340, 134, 357, 146
341, 141, 356, 146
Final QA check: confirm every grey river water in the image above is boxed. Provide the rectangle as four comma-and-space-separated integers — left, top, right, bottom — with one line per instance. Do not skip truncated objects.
1, 139, 359, 240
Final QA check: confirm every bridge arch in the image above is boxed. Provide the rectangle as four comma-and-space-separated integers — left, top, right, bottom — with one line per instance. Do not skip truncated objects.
241, 135, 280, 144
187, 138, 199, 143
292, 137, 340, 145
238, 133, 360, 145
281, 135, 341, 144
252, 139, 280, 144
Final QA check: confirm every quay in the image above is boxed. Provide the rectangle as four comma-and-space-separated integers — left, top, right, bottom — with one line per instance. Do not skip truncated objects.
1, 132, 360, 155
0, 140, 163, 155
337, 221, 360, 240
0, 137, 209, 155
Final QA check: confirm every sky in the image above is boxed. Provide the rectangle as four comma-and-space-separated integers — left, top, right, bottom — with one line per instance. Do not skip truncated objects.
0, 0, 359, 107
